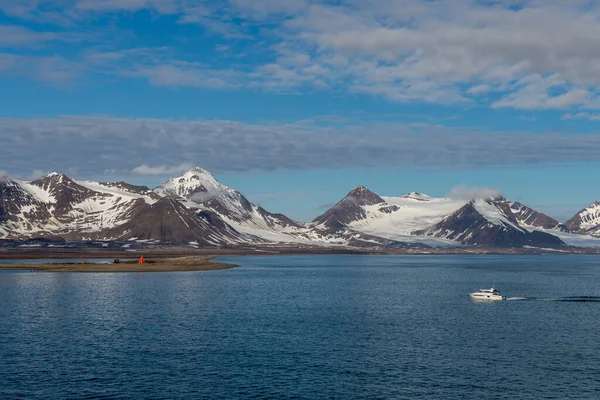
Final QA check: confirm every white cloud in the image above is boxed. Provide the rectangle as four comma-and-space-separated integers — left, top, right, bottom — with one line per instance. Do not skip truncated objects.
562, 112, 600, 121
4, 1, 600, 109
132, 163, 194, 175
0, 53, 84, 83
493, 75, 592, 110
75, 0, 179, 13
448, 185, 501, 201
0, 25, 56, 45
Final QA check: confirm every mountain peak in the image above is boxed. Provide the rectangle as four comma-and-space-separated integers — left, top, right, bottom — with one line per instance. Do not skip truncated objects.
183, 167, 215, 179
312, 185, 389, 230
155, 167, 225, 200
32, 172, 74, 187
563, 201, 600, 234
345, 186, 384, 205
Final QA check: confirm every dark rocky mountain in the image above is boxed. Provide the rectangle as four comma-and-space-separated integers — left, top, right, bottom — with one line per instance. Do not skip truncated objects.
30, 173, 96, 216
563, 201, 600, 236
0, 178, 53, 236
414, 198, 566, 248
510, 202, 559, 229
0, 179, 39, 224
312, 186, 399, 233
103, 197, 250, 245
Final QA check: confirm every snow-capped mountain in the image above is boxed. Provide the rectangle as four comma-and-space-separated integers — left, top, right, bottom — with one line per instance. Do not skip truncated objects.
314, 187, 569, 248
1, 167, 597, 249
102, 197, 251, 245
0, 177, 52, 237
312, 186, 399, 233
154, 168, 347, 244
313, 186, 468, 247
0, 173, 163, 239
0, 172, 250, 245
415, 197, 565, 247
509, 202, 559, 229
563, 202, 600, 236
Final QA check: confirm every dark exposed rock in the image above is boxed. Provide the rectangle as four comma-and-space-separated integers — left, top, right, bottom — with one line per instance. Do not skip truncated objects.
313, 186, 399, 233
0, 179, 53, 232
510, 202, 559, 229
415, 198, 566, 248
105, 198, 247, 245
563, 201, 600, 235
30, 173, 96, 214
0, 179, 32, 223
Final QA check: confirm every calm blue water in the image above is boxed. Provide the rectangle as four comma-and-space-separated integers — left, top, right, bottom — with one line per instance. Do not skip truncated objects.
1, 255, 600, 399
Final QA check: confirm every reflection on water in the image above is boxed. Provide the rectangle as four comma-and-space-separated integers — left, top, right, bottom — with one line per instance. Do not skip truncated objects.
1, 254, 599, 399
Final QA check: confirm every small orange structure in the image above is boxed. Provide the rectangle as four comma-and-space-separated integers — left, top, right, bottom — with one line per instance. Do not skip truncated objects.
138, 256, 145, 264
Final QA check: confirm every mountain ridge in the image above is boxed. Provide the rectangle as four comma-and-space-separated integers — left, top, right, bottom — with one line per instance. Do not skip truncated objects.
1, 168, 598, 249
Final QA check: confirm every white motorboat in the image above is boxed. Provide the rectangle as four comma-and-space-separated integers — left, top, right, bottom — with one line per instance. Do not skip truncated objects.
469, 287, 506, 301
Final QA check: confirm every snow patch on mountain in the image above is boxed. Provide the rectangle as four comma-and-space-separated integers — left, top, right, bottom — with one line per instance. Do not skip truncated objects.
78, 181, 158, 205
346, 194, 467, 246
564, 202, 600, 235
472, 198, 525, 232
402, 192, 432, 201
19, 181, 56, 203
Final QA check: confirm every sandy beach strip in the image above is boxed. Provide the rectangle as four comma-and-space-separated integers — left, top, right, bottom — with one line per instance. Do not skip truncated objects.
0, 256, 238, 272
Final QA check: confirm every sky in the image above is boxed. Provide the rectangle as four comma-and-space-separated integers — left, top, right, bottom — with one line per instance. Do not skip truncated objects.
1, 0, 600, 222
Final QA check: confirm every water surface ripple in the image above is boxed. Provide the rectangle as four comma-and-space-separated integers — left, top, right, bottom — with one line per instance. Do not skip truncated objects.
1, 255, 599, 399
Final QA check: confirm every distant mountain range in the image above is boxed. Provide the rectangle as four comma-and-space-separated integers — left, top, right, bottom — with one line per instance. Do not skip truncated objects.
1, 168, 599, 250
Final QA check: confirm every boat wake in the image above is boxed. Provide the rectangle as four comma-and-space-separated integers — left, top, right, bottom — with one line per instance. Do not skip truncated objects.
506, 296, 600, 302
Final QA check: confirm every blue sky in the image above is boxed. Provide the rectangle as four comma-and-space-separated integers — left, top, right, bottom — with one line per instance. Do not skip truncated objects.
1, 0, 600, 222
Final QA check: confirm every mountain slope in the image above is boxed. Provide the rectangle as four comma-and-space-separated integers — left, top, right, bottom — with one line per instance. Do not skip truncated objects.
155, 173, 424, 248
510, 202, 559, 229
312, 186, 399, 233
102, 197, 250, 245
414, 198, 566, 247
0, 178, 54, 237
0, 172, 254, 246
563, 202, 600, 236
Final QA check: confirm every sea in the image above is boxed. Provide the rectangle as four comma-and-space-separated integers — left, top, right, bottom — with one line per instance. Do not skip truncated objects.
1, 254, 599, 399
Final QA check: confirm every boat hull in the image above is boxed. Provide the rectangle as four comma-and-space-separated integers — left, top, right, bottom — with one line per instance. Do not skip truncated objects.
470, 293, 505, 301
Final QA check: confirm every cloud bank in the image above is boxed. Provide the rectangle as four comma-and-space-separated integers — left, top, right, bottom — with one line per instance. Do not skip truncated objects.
1, 115, 600, 179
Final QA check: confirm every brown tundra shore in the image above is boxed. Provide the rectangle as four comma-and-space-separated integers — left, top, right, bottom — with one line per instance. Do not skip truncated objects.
0, 256, 238, 273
